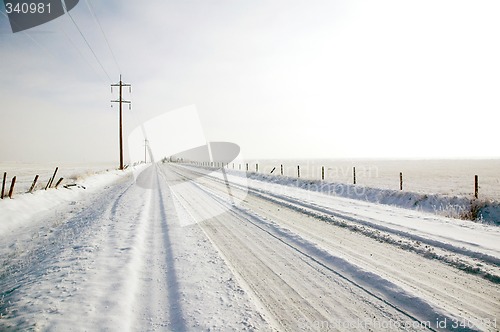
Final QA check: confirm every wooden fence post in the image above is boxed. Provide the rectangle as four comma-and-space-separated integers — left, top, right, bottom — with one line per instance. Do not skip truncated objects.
1, 172, 6, 199
246, 163, 249, 172
29, 175, 39, 193
280, 164, 283, 176
256, 164, 259, 172
270, 167, 276, 174
8, 176, 16, 199
322, 166, 325, 180
400, 172, 403, 191
48, 167, 59, 188
474, 175, 478, 199
297, 165, 300, 178
353, 167, 356, 185
55, 178, 64, 189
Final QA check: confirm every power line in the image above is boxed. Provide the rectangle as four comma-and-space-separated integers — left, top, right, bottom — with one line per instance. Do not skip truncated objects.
61, 27, 109, 84
0, 11, 59, 59
1, 11, 109, 85
62, 3, 113, 82
84, 0, 122, 75
4, 4, 118, 84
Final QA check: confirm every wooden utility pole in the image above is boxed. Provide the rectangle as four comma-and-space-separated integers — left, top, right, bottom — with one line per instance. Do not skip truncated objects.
111, 75, 131, 170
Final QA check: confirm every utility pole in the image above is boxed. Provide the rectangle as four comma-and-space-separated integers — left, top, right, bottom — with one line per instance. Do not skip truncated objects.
111, 75, 131, 170
144, 139, 148, 164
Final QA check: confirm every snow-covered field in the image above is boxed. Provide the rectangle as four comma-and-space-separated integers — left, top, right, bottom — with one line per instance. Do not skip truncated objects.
0, 163, 499, 331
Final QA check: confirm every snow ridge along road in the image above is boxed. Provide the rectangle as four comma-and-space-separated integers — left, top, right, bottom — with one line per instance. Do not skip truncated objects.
1, 164, 498, 331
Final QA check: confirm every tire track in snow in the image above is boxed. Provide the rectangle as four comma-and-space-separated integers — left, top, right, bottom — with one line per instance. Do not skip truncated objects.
130, 166, 187, 331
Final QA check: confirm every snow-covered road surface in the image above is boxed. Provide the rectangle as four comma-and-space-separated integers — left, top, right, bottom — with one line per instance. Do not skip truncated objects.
0, 164, 498, 331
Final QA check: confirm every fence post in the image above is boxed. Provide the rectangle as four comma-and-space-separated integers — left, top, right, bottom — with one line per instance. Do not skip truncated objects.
353, 167, 356, 185
400, 172, 403, 191
270, 167, 276, 174
474, 175, 478, 199
280, 164, 283, 176
1, 172, 6, 199
246, 163, 249, 172
297, 165, 300, 178
8, 176, 16, 199
48, 167, 59, 188
322, 166, 325, 180
45, 177, 51, 190
29, 175, 39, 193
55, 178, 64, 189
256, 164, 259, 172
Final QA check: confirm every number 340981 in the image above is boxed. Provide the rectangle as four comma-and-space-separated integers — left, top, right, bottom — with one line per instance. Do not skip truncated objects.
5, 2, 51, 14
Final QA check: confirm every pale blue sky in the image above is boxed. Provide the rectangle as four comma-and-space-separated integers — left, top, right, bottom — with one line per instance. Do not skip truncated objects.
1, 0, 499, 163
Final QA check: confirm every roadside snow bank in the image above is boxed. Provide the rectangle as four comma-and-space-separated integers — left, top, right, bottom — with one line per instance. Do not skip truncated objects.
0, 166, 140, 235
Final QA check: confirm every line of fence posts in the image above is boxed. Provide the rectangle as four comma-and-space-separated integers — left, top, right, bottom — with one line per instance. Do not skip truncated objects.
0, 167, 63, 199
203, 162, 481, 200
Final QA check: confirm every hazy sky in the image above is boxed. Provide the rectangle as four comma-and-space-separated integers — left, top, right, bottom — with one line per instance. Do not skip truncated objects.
1, 0, 499, 163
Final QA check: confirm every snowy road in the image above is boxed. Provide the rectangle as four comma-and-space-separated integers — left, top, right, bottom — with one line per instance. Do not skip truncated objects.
0, 164, 499, 331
